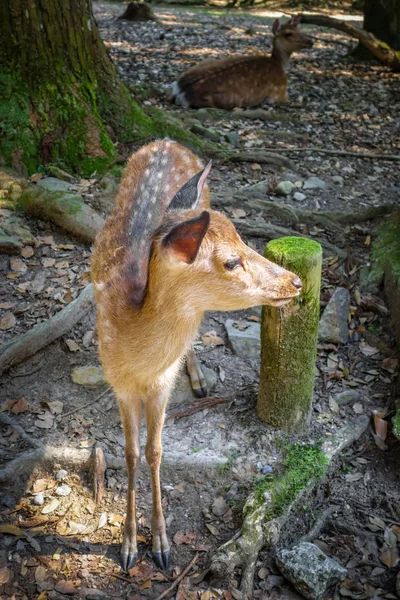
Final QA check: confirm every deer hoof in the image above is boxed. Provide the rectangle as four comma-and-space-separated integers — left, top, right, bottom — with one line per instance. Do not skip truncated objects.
193, 383, 207, 398
152, 550, 170, 570
121, 550, 137, 572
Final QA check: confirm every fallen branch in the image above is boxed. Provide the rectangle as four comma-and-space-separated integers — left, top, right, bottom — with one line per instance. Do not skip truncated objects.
169, 397, 229, 420
93, 445, 106, 505
0, 284, 94, 375
232, 219, 347, 257
255, 146, 400, 161
228, 150, 295, 170
299, 13, 400, 72
198, 108, 299, 123
61, 386, 111, 418
210, 416, 369, 597
155, 553, 199, 600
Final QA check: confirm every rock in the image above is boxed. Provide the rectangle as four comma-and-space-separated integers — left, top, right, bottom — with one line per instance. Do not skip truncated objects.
37, 177, 73, 192
303, 176, 326, 191
0, 233, 22, 255
331, 175, 344, 186
225, 319, 261, 359
280, 172, 301, 183
71, 365, 105, 386
318, 287, 350, 344
293, 192, 306, 202
242, 180, 269, 198
55, 485, 71, 497
56, 469, 68, 481
2, 217, 34, 243
276, 542, 346, 600
1, 495, 16, 509
0, 312, 16, 330
171, 365, 218, 405
276, 181, 295, 196
332, 390, 363, 406
190, 123, 220, 142
359, 265, 381, 294
33, 493, 45, 506
224, 131, 239, 146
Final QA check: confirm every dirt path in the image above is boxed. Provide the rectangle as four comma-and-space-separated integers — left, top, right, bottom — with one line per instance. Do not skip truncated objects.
0, 3, 399, 599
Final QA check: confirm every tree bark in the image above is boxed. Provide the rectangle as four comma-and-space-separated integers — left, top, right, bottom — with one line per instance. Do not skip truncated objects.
0, 0, 150, 175
363, 0, 400, 50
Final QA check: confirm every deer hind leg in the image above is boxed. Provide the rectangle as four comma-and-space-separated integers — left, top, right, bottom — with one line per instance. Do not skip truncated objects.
118, 393, 142, 571
186, 347, 207, 398
145, 393, 170, 570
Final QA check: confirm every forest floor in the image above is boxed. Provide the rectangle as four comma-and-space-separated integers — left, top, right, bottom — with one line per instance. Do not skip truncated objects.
0, 2, 400, 600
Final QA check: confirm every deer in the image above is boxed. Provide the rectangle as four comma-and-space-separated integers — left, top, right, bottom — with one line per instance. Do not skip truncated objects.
91, 139, 302, 572
171, 15, 313, 110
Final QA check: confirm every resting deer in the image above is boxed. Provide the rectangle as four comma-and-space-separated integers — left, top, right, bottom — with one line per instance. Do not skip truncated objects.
171, 15, 313, 110
91, 139, 302, 571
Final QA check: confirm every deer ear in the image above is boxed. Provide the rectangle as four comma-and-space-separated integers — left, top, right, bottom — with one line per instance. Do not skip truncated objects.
162, 211, 210, 264
291, 14, 302, 26
168, 161, 212, 211
272, 19, 280, 34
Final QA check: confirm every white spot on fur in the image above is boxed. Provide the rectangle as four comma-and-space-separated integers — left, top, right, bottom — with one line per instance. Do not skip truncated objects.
95, 281, 105, 291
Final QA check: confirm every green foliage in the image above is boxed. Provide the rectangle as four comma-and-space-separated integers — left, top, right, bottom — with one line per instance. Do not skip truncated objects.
252, 443, 328, 520
219, 452, 238, 475
372, 214, 400, 281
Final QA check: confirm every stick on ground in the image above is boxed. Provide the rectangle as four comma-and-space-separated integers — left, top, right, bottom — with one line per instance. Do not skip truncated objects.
154, 553, 199, 600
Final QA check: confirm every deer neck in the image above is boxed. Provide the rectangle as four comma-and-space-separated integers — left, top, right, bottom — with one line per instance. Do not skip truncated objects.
271, 43, 290, 72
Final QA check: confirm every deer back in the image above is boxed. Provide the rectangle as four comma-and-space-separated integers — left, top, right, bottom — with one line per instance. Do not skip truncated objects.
91, 140, 210, 310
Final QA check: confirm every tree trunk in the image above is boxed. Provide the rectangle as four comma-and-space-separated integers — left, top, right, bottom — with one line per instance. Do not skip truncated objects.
355, 0, 400, 58
0, 0, 151, 176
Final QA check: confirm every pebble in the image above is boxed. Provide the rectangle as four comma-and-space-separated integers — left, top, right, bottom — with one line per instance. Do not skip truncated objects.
303, 176, 326, 190
71, 365, 105, 386
332, 175, 344, 185
276, 181, 295, 196
262, 465, 273, 474
33, 493, 45, 506
293, 192, 306, 202
56, 469, 68, 481
55, 485, 71, 497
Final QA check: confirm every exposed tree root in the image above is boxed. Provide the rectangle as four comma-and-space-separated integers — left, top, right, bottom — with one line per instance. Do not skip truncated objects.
0, 284, 94, 375
299, 14, 400, 72
228, 151, 295, 170
169, 397, 229, 420
299, 505, 336, 543
257, 146, 400, 161
210, 416, 370, 598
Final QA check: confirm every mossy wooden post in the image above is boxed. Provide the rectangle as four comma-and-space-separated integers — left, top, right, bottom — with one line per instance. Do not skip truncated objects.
257, 237, 322, 431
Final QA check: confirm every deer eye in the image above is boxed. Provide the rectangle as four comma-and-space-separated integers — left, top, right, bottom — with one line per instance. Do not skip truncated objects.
225, 258, 242, 271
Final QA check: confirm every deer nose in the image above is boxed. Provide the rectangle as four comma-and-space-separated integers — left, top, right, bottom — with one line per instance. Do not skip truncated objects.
292, 276, 302, 290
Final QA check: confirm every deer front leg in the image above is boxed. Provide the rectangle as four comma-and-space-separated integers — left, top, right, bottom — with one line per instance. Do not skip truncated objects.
118, 393, 142, 571
145, 393, 170, 570
186, 347, 207, 397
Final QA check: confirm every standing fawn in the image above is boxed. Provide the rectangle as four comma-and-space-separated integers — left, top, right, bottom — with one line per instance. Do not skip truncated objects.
91, 139, 302, 571
171, 15, 313, 110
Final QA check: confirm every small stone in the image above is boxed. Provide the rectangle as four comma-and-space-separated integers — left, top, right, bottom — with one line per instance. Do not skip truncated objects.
0, 234, 22, 255
276, 181, 295, 196
82, 330, 95, 347
318, 287, 350, 344
0, 312, 16, 330
242, 180, 269, 198
33, 493, 45, 506
55, 485, 71, 497
293, 192, 306, 202
303, 176, 326, 190
262, 465, 273, 474
71, 365, 105, 386
10, 257, 27, 273
276, 542, 346, 600
331, 175, 344, 186
56, 469, 68, 481
225, 319, 261, 359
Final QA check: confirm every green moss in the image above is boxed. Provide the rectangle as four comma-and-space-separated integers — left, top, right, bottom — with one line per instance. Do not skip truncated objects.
252, 443, 328, 520
393, 408, 400, 440
265, 237, 322, 283
372, 214, 400, 281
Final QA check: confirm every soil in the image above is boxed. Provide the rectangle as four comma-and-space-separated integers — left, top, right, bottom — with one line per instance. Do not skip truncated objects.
0, 3, 399, 600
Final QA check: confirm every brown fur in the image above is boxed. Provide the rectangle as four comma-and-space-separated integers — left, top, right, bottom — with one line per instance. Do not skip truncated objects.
173, 18, 313, 109
91, 140, 302, 570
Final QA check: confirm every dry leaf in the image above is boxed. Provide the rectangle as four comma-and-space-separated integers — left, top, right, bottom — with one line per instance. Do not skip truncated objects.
251, 163, 261, 170
359, 342, 379, 357
35, 565, 48, 583
46, 401, 63, 415
68, 521, 86, 535
55, 580, 76, 594
42, 257, 56, 268
345, 472, 363, 482
65, 339, 80, 352
129, 563, 157, 582
380, 544, 399, 568
373, 412, 388, 441
30, 173, 43, 183
0, 524, 24, 536
202, 331, 224, 346
230, 208, 246, 219
10, 257, 27, 273
369, 516, 386, 530
381, 357, 398, 373
328, 396, 339, 413
0, 397, 28, 414
0, 567, 11, 584
173, 530, 197, 545
21, 246, 34, 258
109, 513, 124, 525
33, 479, 48, 493
0, 312, 16, 330
205, 523, 219, 536
35, 412, 54, 429
80, 438, 96, 448
98, 512, 108, 529
41, 498, 60, 514
352, 402, 364, 414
